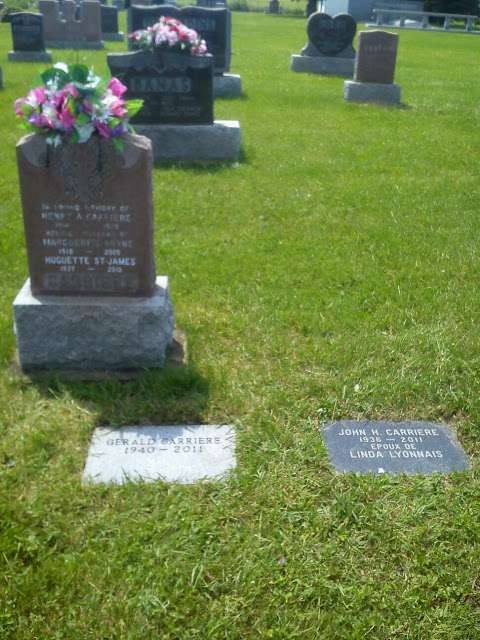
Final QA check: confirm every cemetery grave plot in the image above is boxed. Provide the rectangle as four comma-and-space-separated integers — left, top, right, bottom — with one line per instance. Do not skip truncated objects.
0, 13, 478, 640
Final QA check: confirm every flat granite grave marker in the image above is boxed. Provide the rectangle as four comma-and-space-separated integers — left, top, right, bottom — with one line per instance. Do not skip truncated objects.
83, 424, 236, 484
8, 12, 52, 62
323, 421, 469, 475
291, 12, 356, 77
128, 5, 241, 97
101, 5, 124, 41
344, 30, 401, 104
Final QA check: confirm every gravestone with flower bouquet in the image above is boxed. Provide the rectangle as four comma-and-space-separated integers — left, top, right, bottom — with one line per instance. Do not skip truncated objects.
13, 62, 175, 374
128, 5, 241, 98
107, 17, 240, 163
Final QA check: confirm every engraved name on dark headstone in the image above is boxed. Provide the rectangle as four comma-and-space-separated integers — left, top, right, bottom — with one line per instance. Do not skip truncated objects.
101, 5, 119, 34
16, 134, 156, 297
128, 5, 231, 74
323, 421, 469, 475
304, 12, 356, 57
354, 30, 398, 84
11, 12, 46, 52
108, 50, 214, 125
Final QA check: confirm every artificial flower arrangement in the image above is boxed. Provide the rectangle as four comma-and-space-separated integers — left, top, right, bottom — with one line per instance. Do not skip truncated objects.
129, 17, 208, 56
14, 63, 143, 150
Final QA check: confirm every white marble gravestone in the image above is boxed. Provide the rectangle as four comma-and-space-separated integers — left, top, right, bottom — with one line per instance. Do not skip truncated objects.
83, 424, 236, 484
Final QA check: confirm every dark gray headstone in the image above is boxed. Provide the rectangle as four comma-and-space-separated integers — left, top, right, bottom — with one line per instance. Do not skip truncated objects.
354, 30, 398, 84
303, 12, 356, 58
128, 5, 231, 74
11, 12, 45, 52
323, 421, 469, 475
107, 50, 214, 125
101, 5, 119, 33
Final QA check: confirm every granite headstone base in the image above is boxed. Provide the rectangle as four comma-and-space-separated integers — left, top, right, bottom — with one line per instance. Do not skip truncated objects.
214, 73, 242, 98
290, 54, 354, 77
344, 80, 401, 104
102, 32, 124, 41
134, 120, 241, 164
13, 276, 174, 372
8, 50, 52, 62
45, 39, 104, 49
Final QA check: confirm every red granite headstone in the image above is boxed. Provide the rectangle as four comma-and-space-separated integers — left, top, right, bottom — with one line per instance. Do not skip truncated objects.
16, 133, 156, 297
354, 30, 398, 84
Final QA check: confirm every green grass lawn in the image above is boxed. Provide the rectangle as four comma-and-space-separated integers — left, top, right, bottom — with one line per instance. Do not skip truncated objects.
1, 13, 480, 640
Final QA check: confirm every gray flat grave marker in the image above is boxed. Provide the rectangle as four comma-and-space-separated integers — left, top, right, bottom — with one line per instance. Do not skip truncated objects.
323, 420, 468, 475
84, 424, 236, 484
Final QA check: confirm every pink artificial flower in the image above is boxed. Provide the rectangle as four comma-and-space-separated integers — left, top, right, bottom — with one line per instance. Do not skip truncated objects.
58, 104, 76, 129
14, 97, 27, 116
29, 112, 55, 129
82, 100, 94, 114
108, 77, 127, 98
109, 99, 127, 118
94, 121, 112, 138
30, 87, 46, 105
63, 83, 79, 98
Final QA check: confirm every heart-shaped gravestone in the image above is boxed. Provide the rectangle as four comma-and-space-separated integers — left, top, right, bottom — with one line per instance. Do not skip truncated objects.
307, 12, 357, 56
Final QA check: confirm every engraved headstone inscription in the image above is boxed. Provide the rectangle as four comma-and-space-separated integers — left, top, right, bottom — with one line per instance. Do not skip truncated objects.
354, 30, 398, 84
8, 12, 52, 61
83, 424, 236, 484
16, 134, 156, 296
323, 421, 469, 475
291, 12, 356, 77
128, 5, 231, 74
108, 50, 214, 125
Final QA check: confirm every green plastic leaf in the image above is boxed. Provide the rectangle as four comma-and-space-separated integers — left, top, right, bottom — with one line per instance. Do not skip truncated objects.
41, 66, 70, 89
69, 64, 90, 85
126, 99, 144, 118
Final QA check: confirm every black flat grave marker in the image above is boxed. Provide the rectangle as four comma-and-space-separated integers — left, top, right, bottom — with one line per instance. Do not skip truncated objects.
323, 421, 468, 475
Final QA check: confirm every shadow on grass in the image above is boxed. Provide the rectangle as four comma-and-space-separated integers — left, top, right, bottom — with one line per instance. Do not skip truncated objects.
155, 146, 249, 173
26, 361, 211, 428
216, 92, 249, 102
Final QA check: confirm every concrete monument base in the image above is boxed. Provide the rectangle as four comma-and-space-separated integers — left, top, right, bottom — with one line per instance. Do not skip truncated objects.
13, 276, 174, 372
8, 50, 52, 62
45, 40, 104, 49
103, 32, 124, 42
290, 54, 354, 77
134, 120, 241, 164
344, 80, 401, 104
214, 73, 242, 98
